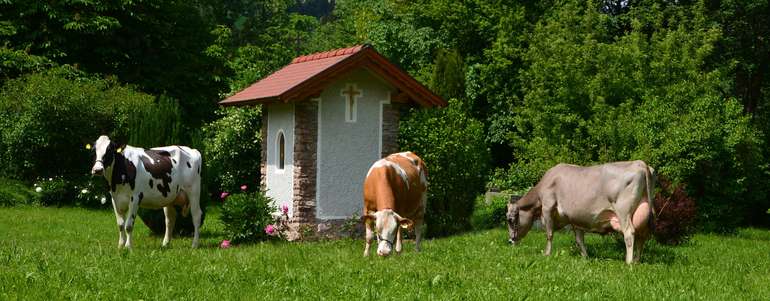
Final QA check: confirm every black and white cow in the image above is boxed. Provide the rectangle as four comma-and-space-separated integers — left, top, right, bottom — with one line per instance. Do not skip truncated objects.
90, 135, 203, 248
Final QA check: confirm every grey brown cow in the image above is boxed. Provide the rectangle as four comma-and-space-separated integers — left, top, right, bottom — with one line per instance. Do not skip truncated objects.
507, 161, 655, 264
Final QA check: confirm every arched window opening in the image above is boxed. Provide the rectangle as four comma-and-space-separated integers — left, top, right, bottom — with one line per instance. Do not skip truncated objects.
277, 131, 285, 170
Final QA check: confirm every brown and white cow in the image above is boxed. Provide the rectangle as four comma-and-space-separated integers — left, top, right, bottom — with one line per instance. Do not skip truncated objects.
362, 152, 428, 257
90, 135, 203, 248
507, 161, 655, 264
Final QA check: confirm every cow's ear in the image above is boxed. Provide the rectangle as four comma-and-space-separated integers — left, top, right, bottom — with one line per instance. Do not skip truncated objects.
361, 214, 375, 224
398, 218, 413, 229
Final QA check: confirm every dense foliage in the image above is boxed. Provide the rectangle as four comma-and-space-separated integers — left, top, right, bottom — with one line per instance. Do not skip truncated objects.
400, 99, 490, 236
0, 178, 37, 207
654, 177, 698, 245
1, 0, 768, 233
0, 68, 154, 181
202, 107, 262, 196
219, 192, 276, 243
470, 194, 509, 231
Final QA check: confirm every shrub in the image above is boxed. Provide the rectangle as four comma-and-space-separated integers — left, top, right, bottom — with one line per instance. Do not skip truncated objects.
0, 67, 155, 181
471, 188, 530, 230
70, 176, 110, 208
35, 177, 73, 207
127, 96, 185, 148
399, 99, 490, 237
219, 192, 276, 243
653, 177, 697, 245
471, 194, 509, 230
31, 175, 109, 208
0, 178, 38, 206
202, 107, 262, 199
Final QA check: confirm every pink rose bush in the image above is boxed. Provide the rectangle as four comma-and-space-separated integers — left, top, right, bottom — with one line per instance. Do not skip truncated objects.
264, 224, 276, 236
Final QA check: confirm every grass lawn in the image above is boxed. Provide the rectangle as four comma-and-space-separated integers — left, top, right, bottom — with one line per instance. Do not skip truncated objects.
1, 206, 769, 300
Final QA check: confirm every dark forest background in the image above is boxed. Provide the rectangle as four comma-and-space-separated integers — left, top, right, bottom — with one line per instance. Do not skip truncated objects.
1, 0, 768, 234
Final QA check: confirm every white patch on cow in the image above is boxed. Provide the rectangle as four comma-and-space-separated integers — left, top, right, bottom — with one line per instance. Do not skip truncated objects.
366, 159, 387, 178
396, 152, 417, 165
367, 159, 410, 190
419, 168, 428, 187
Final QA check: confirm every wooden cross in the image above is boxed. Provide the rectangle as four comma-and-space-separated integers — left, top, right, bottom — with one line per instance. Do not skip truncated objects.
342, 84, 361, 121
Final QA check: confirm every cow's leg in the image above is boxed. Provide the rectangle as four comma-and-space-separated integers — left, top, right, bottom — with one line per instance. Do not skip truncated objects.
123, 193, 142, 249
623, 227, 635, 264
414, 222, 423, 252
112, 198, 127, 248
162, 205, 177, 247
574, 229, 588, 257
632, 201, 652, 263
395, 227, 403, 254
189, 190, 202, 248
542, 209, 554, 256
363, 220, 374, 257
633, 232, 647, 263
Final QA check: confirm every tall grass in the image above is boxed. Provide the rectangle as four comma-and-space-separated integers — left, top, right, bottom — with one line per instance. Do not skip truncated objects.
1, 207, 769, 300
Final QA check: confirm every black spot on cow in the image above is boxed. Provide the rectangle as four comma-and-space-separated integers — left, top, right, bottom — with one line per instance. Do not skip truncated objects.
110, 151, 136, 192
172, 159, 177, 164
140, 150, 173, 197
149, 179, 153, 188
118, 224, 125, 232
197, 166, 200, 174
126, 224, 133, 232
138, 192, 144, 207
186, 161, 191, 168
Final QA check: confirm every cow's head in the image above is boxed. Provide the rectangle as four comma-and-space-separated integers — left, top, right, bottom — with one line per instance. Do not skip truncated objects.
362, 209, 413, 257
90, 135, 118, 176
506, 198, 537, 245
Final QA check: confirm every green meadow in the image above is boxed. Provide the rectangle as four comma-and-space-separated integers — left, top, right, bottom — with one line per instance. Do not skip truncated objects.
1, 206, 768, 300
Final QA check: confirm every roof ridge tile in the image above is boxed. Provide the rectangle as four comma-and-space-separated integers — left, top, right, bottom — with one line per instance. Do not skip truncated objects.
291, 45, 365, 64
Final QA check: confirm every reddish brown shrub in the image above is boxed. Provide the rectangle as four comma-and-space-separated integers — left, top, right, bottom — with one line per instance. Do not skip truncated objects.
653, 177, 697, 245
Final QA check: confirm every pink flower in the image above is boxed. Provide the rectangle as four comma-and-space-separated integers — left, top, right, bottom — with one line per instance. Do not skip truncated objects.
264, 224, 276, 236
281, 204, 289, 215
220, 192, 230, 200
240, 184, 248, 191
220, 240, 231, 249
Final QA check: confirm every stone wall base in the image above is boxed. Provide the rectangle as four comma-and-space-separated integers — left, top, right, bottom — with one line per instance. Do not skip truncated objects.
285, 218, 364, 241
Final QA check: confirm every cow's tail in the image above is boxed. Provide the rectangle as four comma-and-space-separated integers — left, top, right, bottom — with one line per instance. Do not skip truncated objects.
645, 165, 657, 231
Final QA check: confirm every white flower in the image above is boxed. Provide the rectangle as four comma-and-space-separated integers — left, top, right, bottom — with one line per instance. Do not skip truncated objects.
81, 189, 89, 194
100, 197, 107, 204
35, 187, 43, 193
48, 178, 52, 181
33, 183, 38, 187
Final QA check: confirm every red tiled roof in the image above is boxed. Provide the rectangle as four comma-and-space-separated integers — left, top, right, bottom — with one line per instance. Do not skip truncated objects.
219, 44, 446, 107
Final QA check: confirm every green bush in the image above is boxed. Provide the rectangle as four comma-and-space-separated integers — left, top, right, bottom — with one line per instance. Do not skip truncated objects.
35, 177, 73, 207
70, 176, 110, 208
470, 194, 509, 230
127, 96, 185, 148
219, 192, 275, 243
30, 175, 110, 208
202, 106, 262, 197
0, 178, 38, 206
488, 1, 770, 232
399, 99, 490, 237
0, 67, 155, 181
